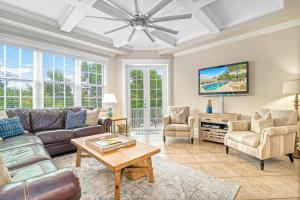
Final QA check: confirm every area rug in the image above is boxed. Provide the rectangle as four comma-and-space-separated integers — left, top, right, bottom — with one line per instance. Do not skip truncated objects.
53, 153, 239, 200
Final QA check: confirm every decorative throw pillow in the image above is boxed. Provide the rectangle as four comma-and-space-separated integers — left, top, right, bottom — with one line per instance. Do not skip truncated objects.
0, 155, 12, 186
170, 109, 187, 124
85, 108, 100, 126
0, 117, 24, 139
251, 112, 274, 134
65, 110, 86, 129
0, 111, 8, 119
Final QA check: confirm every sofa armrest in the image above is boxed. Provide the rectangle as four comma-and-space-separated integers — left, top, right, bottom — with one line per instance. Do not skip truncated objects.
162, 115, 170, 126
188, 116, 195, 127
262, 125, 297, 137
98, 117, 112, 132
0, 169, 81, 200
228, 120, 250, 132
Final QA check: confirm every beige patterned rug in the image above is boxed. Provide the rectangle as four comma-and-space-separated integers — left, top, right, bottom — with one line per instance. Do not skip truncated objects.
53, 153, 239, 200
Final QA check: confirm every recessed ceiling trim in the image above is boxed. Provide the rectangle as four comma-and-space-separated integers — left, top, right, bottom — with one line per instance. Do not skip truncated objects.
173, 18, 300, 57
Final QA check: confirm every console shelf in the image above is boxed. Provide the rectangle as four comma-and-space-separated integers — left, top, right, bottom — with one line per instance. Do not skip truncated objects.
198, 113, 241, 143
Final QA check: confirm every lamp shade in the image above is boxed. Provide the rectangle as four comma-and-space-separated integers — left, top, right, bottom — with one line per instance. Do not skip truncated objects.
102, 93, 117, 104
283, 79, 300, 94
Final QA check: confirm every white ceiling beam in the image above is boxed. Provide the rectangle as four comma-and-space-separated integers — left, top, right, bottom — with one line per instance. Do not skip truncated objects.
59, 0, 98, 32
151, 30, 176, 47
194, 0, 216, 8
176, 0, 220, 33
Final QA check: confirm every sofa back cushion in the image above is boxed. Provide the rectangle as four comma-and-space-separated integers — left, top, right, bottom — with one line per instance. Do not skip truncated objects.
65, 110, 86, 129
0, 111, 8, 119
5, 109, 31, 132
0, 117, 24, 139
85, 108, 100, 126
260, 109, 299, 126
31, 109, 65, 132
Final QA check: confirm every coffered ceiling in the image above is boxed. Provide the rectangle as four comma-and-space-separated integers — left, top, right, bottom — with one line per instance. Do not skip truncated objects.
0, 0, 287, 55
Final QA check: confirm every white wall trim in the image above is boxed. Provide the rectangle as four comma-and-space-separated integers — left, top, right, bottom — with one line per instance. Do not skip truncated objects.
121, 59, 171, 116
174, 18, 300, 57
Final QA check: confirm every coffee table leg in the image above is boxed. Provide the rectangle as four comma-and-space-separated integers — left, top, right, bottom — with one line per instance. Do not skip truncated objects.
76, 148, 82, 167
115, 170, 122, 200
146, 157, 154, 183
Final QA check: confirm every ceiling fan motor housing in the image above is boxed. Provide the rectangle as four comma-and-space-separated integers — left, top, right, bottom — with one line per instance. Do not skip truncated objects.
130, 15, 149, 30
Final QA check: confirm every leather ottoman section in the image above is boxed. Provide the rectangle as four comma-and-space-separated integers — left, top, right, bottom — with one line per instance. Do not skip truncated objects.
0, 143, 51, 171
45, 141, 77, 156
0, 135, 43, 152
35, 129, 75, 145
10, 160, 58, 182
74, 125, 104, 138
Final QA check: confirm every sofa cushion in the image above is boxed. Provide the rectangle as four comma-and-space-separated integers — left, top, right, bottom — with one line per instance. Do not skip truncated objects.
0, 111, 8, 119
227, 131, 256, 143
35, 130, 74, 145
5, 109, 31, 132
74, 125, 104, 138
0, 143, 51, 171
0, 117, 24, 139
0, 135, 42, 152
170, 108, 187, 124
10, 160, 58, 183
65, 110, 86, 129
85, 108, 100, 126
63, 107, 82, 119
251, 112, 274, 134
31, 109, 65, 132
165, 124, 190, 132
240, 134, 261, 148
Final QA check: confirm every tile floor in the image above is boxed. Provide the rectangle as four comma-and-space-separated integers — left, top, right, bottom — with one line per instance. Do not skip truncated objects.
129, 131, 300, 200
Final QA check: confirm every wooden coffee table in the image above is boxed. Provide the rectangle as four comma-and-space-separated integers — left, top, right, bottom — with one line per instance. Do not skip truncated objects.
71, 133, 160, 200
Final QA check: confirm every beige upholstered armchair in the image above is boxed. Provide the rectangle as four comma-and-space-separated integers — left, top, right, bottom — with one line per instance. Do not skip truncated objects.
162, 106, 195, 144
224, 109, 299, 170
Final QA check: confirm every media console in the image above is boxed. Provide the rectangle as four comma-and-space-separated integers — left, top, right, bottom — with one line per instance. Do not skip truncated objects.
198, 113, 241, 143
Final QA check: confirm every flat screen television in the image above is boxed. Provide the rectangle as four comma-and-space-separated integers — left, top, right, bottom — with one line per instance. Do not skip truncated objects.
198, 61, 249, 95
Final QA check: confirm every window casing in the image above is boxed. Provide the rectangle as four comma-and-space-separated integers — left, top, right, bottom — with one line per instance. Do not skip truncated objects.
81, 61, 103, 108
0, 44, 33, 109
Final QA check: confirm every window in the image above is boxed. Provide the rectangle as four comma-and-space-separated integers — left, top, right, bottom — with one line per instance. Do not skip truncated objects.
42, 52, 75, 108
0, 44, 33, 109
81, 61, 103, 107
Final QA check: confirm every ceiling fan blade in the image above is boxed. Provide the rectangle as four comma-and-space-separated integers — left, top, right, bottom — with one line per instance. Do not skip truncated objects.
150, 14, 192, 23
148, 24, 178, 35
134, 0, 142, 14
103, 24, 130, 34
86, 16, 129, 22
128, 29, 137, 42
106, 0, 134, 18
143, 29, 156, 43
146, 0, 173, 18
93, 0, 130, 20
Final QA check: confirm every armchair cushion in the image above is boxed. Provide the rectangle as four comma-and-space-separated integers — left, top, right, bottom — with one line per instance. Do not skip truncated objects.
227, 131, 256, 143
241, 134, 261, 148
251, 112, 274, 134
165, 124, 190, 132
228, 120, 250, 132
170, 108, 187, 124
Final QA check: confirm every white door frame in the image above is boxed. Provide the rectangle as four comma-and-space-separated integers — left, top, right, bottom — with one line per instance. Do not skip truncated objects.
122, 59, 171, 127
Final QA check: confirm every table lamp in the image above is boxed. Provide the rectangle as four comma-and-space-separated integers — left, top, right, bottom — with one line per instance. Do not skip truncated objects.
283, 79, 300, 159
102, 93, 117, 117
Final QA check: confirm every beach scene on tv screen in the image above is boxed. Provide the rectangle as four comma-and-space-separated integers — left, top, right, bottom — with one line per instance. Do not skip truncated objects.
199, 63, 248, 94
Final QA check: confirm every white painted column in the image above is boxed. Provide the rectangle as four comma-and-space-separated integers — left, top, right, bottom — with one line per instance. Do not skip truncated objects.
74, 59, 81, 106
33, 51, 43, 109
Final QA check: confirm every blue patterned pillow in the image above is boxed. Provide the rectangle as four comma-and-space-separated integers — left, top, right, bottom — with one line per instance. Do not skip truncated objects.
65, 110, 86, 129
0, 117, 24, 139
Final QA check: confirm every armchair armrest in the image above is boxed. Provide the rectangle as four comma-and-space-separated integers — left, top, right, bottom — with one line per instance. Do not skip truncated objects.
262, 125, 297, 137
0, 168, 81, 200
188, 116, 195, 127
161, 115, 170, 126
98, 117, 112, 132
228, 120, 250, 132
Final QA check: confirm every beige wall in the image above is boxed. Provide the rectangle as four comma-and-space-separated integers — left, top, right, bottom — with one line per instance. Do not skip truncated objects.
173, 26, 300, 118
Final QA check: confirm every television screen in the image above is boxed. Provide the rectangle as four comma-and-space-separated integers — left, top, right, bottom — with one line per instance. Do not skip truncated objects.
198, 62, 249, 95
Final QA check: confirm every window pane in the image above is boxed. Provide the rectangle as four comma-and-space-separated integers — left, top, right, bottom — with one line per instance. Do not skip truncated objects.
6, 97, 19, 108
21, 49, 33, 80
43, 53, 53, 81
22, 97, 32, 108
6, 81, 20, 97
6, 46, 19, 79
21, 82, 33, 97
65, 57, 74, 82
54, 55, 64, 82
0, 45, 4, 77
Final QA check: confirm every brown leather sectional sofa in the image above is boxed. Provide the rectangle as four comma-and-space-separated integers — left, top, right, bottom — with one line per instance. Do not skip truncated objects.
0, 107, 112, 200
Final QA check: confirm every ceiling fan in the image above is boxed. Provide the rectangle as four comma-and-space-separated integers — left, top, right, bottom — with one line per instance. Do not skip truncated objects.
86, 0, 192, 43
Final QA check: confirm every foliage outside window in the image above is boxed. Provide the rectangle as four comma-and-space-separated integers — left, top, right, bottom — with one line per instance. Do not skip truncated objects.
0, 44, 33, 109
42, 52, 75, 108
81, 61, 103, 108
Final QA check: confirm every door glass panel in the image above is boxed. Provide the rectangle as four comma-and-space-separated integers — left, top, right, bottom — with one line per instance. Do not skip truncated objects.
130, 70, 144, 129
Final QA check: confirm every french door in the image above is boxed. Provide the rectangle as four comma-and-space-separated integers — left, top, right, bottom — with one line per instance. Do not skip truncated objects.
127, 65, 168, 130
